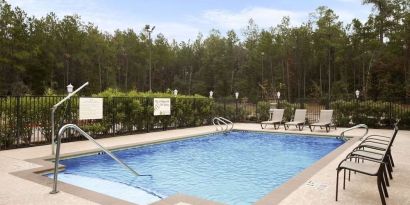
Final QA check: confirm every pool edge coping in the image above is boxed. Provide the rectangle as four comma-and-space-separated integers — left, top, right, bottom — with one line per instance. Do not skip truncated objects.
10, 128, 359, 205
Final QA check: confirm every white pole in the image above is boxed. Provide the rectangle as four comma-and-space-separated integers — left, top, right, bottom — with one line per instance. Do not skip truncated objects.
51, 82, 89, 155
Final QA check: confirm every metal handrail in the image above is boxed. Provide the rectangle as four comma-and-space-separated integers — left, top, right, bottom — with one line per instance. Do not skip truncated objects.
338, 124, 369, 141
51, 82, 89, 155
218, 117, 234, 131
212, 117, 234, 132
213, 117, 228, 131
50, 124, 150, 194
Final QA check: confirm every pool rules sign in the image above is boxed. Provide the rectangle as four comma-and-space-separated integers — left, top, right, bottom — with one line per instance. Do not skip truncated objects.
153, 98, 171, 116
79, 98, 103, 120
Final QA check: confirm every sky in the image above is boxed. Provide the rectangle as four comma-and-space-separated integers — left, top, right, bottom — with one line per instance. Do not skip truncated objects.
7, 0, 373, 42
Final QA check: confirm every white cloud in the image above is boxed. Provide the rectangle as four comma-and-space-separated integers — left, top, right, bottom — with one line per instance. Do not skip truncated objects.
4, 1, 373, 42
201, 7, 307, 30
6, 0, 200, 42
154, 22, 200, 42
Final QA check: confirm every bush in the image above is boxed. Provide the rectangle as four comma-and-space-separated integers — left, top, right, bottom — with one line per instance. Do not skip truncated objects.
331, 100, 405, 128
0, 89, 214, 149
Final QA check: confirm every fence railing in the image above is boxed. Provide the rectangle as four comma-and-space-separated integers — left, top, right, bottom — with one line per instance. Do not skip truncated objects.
214, 97, 410, 129
1, 96, 409, 150
0, 96, 213, 150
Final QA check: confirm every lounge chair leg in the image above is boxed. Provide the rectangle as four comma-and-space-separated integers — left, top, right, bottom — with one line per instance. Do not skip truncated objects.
383, 166, 390, 187
386, 159, 393, 179
343, 169, 346, 189
381, 168, 389, 198
389, 152, 395, 167
336, 169, 340, 201
377, 173, 387, 205
300, 125, 304, 131
326, 126, 330, 132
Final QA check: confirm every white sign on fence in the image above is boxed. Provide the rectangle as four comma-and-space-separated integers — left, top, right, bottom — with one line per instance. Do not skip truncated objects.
153, 98, 171, 116
79, 98, 103, 120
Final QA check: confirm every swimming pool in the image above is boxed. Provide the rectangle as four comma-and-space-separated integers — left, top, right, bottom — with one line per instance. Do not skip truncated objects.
51, 131, 344, 205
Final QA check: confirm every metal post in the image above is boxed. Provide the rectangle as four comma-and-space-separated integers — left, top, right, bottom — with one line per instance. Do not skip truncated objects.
146, 98, 150, 132
389, 99, 393, 127
51, 82, 88, 155
149, 32, 152, 92
51, 108, 55, 154
50, 127, 62, 194
235, 99, 238, 122
16, 96, 21, 143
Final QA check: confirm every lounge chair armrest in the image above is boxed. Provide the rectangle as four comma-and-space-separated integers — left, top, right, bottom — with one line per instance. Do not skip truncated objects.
338, 156, 384, 170
345, 149, 384, 161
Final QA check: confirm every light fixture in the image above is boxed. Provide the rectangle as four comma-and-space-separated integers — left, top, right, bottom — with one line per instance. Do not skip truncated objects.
209, 91, 214, 98
173, 89, 178, 96
235, 91, 239, 99
355, 90, 360, 99
67, 84, 74, 94
276, 91, 281, 99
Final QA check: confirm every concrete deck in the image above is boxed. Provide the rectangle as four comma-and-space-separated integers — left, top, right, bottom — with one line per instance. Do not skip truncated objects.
0, 123, 409, 205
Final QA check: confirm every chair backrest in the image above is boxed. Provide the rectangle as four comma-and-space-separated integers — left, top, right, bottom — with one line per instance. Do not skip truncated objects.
380, 125, 399, 160
293, 109, 307, 122
272, 109, 284, 121
319, 110, 333, 124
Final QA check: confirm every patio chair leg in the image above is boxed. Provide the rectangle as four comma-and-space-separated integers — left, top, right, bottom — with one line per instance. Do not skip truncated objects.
326, 126, 330, 132
336, 169, 340, 201
377, 173, 387, 205
389, 151, 395, 167
381, 168, 389, 198
383, 167, 390, 187
284, 125, 288, 130
343, 169, 346, 189
386, 160, 393, 180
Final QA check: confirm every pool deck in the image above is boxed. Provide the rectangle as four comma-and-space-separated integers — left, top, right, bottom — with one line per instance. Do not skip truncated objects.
0, 123, 409, 205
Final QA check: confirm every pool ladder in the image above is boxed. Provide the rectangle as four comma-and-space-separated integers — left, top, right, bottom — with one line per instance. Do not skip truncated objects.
50, 124, 151, 194
212, 117, 234, 132
337, 124, 369, 141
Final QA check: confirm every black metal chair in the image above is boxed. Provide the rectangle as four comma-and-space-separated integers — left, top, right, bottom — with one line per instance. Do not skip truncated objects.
336, 125, 398, 205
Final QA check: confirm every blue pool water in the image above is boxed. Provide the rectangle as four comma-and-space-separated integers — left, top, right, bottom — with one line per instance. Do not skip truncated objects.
55, 131, 344, 205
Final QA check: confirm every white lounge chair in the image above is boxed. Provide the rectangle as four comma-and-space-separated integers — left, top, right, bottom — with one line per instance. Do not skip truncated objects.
284, 109, 307, 131
309, 110, 335, 132
260, 109, 284, 130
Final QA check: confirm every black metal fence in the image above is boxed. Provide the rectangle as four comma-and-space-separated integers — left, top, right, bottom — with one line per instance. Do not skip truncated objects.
1, 96, 409, 150
214, 97, 410, 129
0, 96, 213, 150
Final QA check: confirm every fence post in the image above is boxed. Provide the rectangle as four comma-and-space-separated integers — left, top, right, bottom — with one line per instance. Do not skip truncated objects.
16, 96, 21, 145
256, 101, 259, 121
235, 99, 238, 122
146, 98, 150, 133
224, 98, 227, 117
112, 98, 116, 135
389, 99, 393, 127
